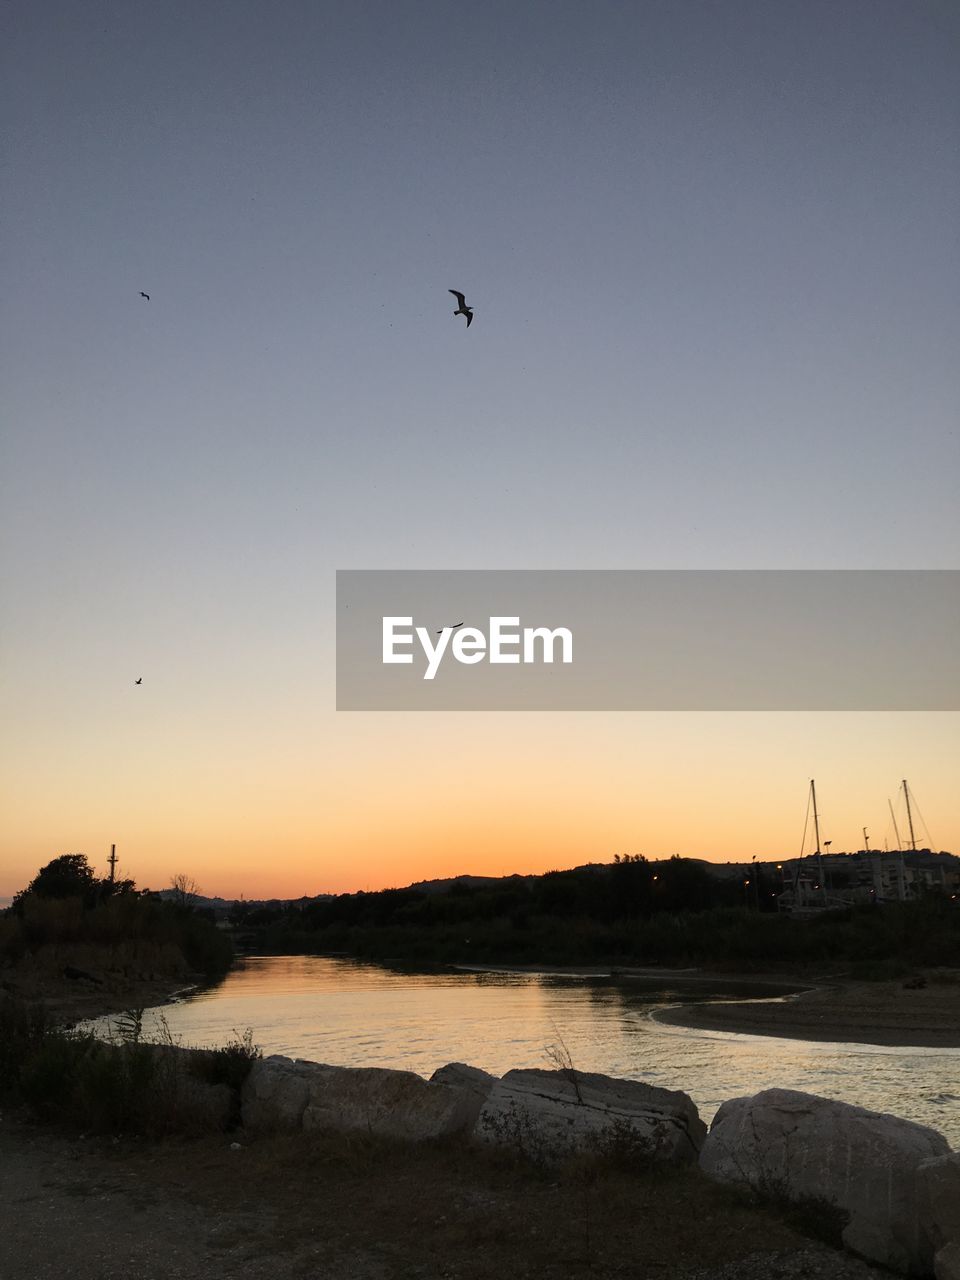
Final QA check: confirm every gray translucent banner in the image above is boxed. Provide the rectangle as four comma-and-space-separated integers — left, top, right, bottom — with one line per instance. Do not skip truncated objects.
336, 570, 960, 710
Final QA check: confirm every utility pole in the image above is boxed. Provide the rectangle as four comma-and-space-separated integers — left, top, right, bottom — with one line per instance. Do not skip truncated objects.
863, 827, 870, 853
107, 843, 118, 884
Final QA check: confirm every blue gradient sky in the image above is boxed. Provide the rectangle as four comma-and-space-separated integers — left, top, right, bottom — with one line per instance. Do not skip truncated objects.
2, 1, 957, 897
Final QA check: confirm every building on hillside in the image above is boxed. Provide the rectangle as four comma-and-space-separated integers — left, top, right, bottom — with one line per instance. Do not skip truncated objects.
775, 849, 959, 912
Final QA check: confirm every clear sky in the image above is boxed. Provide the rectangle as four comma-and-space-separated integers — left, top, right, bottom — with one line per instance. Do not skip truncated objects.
2, 0, 957, 900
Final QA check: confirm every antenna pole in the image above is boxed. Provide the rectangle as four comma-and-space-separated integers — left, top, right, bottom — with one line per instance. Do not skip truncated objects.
863, 827, 870, 853
107, 843, 118, 884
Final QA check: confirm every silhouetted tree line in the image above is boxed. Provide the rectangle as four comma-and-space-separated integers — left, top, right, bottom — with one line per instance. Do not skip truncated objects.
229, 857, 730, 930
235, 857, 754, 933
231, 855, 958, 970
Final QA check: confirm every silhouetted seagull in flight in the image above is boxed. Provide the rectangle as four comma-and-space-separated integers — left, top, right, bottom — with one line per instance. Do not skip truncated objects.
436, 622, 464, 635
448, 290, 473, 327
139, 291, 150, 301
135, 677, 142, 684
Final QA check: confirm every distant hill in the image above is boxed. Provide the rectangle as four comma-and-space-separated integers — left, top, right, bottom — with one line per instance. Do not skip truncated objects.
151, 889, 334, 914
407, 873, 538, 895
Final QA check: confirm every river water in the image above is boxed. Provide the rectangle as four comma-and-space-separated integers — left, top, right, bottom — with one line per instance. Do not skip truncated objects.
94, 955, 960, 1145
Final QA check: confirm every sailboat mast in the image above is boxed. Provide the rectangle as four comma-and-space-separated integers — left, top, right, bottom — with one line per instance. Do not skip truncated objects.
811, 779, 826, 903
888, 799, 903, 850
889, 796, 907, 901
903, 779, 918, 852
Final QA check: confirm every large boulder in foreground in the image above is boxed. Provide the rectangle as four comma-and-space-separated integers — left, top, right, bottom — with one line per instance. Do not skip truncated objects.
699, 1088, 950, 1276
429, 1061, 498, 1104
473, 1068, 706, 1164
919, 1154, 960, 1280
301, 1063, 485, 1140
242, 1054, 488, 1141
919, 1153, 960, 1253
935, 1241, 960, 1280
242, 1055, 314, 1131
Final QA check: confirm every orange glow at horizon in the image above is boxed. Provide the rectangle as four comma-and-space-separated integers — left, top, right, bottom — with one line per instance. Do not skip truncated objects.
2, 711, 957, 902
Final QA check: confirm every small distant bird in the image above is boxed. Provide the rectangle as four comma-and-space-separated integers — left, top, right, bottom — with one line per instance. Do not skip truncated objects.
436, 622, 464, 635
139, 291, 150, 301
135, 677, 142, 684
448, 290, 473, 327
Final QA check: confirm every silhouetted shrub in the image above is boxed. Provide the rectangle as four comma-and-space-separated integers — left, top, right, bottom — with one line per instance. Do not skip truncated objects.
1, 855, 233, 980
0, 993, 255, 1136
191, 1027, 261, 1092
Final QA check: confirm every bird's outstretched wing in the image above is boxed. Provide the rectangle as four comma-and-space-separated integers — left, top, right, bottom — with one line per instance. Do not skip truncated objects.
140, 292, 150, 300
465, 312, 473, 327
449, 290, 467, 308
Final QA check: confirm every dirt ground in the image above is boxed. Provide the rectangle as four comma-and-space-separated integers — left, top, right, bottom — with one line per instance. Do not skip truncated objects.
0, 1111, 892, 1280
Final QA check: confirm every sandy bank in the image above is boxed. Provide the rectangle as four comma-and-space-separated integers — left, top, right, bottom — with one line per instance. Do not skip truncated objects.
653, 974, 960, 1048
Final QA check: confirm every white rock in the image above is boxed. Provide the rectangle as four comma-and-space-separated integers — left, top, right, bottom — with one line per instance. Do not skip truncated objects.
429, 1062, 497, 1105
474, 1068, 706, 1165
241, 1054, 314, 1132
241, 1054, 484, 1142
699, 1088, 950, 1276
302, 1063, 481, 1141
935, 1241, 960, 1280
919, 1153, 960, 1252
